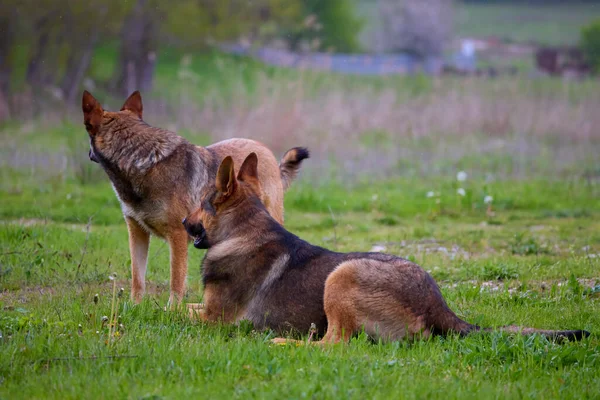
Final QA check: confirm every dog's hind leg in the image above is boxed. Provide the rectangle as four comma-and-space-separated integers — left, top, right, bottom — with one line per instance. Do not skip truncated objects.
272, 263, 360, 346
318, 263, 361, 344
126, 217, 150, 303
167, 228, 189, 307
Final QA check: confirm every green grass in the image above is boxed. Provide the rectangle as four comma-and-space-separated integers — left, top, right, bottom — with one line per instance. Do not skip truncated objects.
2, 17, 600, 396
358, 1, 600, 48
455, 3, 600, 45
1, 171, 599, 399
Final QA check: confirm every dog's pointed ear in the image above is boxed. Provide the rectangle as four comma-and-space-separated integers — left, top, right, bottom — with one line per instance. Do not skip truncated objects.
120, 90, 143, 119
82, 90, 103, 134
237, 153, 258, 181
216, 156, 237, 198
237, 153, 260, 190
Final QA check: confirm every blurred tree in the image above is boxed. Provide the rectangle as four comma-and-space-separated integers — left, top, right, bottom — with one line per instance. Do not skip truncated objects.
286, 0, 363, 52
112, 0, 308, 96
22, 1, 62, 88
377, 0, 454, 58
305, 0, 363, 52
2, 0, 128, 106
59, 0, 130, 103
0, 0, 363, 114
163, 0, 303, 48
112, 0, 161, 97
581, 19, 600, 73
0, 1, 16, 119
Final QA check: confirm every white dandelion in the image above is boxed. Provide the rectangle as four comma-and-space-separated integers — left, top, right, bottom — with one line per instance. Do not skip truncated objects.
484, 195, 493, 204
456, 171, 468, 182
426, 191, 435, 198
457, 188, 466, 197
370, 245, 387, 253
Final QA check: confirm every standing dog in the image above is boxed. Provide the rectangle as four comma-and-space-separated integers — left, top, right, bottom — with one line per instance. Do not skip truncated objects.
183, 153, 590, 343
82, 91, 309, 305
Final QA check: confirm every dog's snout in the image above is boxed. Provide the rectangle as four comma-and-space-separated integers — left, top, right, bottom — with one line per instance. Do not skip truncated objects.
183, 219, 204, 237
183, 219, 209, 249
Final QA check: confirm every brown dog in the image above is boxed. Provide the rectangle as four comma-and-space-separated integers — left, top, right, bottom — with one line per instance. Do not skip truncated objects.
183, 153, 590, 343
82, 91, 309, 305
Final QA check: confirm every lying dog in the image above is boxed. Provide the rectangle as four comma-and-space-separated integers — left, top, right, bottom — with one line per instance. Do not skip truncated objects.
183, 153, 590, 343
82, 91, 308, 305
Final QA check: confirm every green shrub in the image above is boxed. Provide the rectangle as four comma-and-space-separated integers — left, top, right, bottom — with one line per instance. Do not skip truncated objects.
300, 0, 364, 52
581, 19, 600, 73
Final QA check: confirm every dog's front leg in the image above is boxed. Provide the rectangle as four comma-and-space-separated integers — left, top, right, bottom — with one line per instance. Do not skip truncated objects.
167, 228, 189, 307
126, 217, 150, 303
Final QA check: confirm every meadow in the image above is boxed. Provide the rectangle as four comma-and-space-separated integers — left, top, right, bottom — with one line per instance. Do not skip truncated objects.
2, 5, 600, 397
358, 1, 600, 46
454, 2, 600, 45
1, 169, 599, 399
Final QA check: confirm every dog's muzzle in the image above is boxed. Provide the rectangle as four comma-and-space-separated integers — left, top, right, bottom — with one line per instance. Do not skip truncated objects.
89, 147, 99, 163
182, 217, 210, 249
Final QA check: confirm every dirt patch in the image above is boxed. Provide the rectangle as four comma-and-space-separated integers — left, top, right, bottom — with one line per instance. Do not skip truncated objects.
0, 218, 95, 232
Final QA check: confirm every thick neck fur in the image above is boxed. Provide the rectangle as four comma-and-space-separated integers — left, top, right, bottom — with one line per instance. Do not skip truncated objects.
93, 116, 187, 176
206, 197, 277, 262
203, 195, 328, 286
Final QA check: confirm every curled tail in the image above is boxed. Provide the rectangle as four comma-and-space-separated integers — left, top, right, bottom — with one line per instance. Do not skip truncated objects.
279, 147, 310, 191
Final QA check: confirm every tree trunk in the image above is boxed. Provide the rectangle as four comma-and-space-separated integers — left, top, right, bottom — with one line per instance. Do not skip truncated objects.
25, 15, 54, 87
60, 30, 99, 105
138, 51, 156, 92
112, 0, 159, 97
26, 11, 66, 89
0, 9, 15, 120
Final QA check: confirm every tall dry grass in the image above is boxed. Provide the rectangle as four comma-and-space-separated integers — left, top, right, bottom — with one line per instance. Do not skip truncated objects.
147, 72, 600, 181
2, 70, 600, 183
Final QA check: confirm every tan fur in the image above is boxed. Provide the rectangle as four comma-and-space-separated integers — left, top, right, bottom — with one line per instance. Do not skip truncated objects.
126, 217, 150, 304
320, 263, 360, 343
206, 140, 283, 223
320, 260, 433, 343
184, 153, 590, 345
81, 91, 308, 305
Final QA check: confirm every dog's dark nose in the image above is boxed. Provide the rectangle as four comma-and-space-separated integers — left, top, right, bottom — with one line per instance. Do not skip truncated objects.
89, 148, 99, 163
182, 217, 187, 225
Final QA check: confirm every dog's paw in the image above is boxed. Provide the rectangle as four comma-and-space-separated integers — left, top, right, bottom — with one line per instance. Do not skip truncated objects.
186, 303, 206, 320
270, 337, 304, 346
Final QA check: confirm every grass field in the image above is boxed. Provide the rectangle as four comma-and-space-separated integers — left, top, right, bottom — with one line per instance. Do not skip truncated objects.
358, 1, 600, 47
2, 14, 600, 397
1, 169, 599, 398
455, 2, 600, 46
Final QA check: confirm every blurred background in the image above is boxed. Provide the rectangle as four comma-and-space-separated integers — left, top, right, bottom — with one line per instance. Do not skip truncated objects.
1, 0, 599, 184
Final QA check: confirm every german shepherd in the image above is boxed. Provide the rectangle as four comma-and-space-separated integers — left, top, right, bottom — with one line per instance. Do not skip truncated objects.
182, 153, 590, 343
81, 91, 309, 305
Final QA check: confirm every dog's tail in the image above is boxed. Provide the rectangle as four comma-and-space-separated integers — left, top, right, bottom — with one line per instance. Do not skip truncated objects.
432, 308, 589, 342
449, 323, 589, 341
480, 326, 590, 341
279, 147, 310, 191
